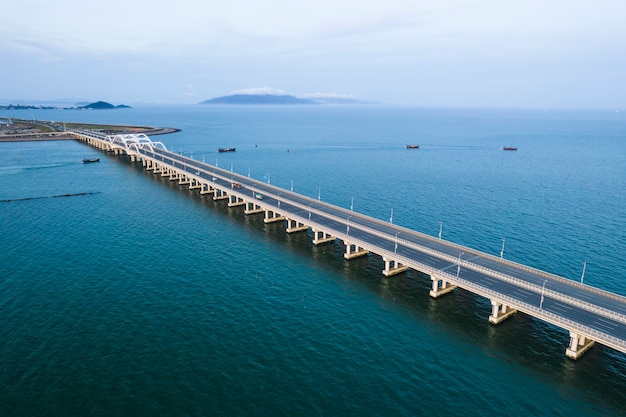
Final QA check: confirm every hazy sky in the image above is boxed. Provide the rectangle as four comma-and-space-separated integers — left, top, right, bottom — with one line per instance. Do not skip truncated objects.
2, 0, 625, 108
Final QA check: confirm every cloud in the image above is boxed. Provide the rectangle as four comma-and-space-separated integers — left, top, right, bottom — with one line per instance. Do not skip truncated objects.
230, 87, 288, 96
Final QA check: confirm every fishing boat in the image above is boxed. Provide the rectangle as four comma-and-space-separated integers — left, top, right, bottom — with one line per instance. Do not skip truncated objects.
82, 158, 100, 163
406, 145, 420, 149
503, 147, 518, 151
218, 147, 236, 153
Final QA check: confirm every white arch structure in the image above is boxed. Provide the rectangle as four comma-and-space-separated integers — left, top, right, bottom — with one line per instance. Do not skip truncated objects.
105, 133, 168, 153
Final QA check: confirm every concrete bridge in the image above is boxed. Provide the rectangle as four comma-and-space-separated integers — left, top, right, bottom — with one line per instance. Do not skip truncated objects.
71, 131, 626, 360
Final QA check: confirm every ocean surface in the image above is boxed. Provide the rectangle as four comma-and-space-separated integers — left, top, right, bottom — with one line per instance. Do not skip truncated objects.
1, 105, 625, 416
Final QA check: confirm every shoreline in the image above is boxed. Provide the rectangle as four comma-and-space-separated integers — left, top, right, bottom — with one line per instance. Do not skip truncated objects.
0, 118, 180, 142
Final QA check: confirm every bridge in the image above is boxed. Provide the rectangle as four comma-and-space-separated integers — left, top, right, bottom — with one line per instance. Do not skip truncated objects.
71, 131, 626, 360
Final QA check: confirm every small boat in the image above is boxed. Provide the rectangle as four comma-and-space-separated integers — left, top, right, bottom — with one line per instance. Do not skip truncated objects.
503, 147, 518, 151
406, 145, 420, 149
218, 147, 236, 153
82, 158, 100, 163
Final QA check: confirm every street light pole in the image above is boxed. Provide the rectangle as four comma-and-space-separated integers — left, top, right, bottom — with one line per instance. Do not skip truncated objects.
390, 208, 394, 224
580, 260, 587, 284
457, 252, 464, 278
394, 232, 400, 255
439, 221, 442, 239
346, 216, 352, 235
540, 280, 548, 310
500, 238, 505, 259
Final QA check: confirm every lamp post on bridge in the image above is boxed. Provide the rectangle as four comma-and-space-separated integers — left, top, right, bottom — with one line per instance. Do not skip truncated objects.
350, 196, 354, 212
457, 252, 464, 278
308, 204, 312, 221
317, 187, 321, 201
580, 260, 587, 284
346, 216, 352, 236
290, 179, 294, 192
390, 208, 394, 224
540, 280, 548, 310
439, 221, 442, 239
394, 232, 400, 255
500, 238, 505, 259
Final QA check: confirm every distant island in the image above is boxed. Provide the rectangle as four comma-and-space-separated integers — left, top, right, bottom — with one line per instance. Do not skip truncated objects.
200, 87, 369, 105
81, 101, 131, 109
200, 94, 316, 105
0, 101, 131, 110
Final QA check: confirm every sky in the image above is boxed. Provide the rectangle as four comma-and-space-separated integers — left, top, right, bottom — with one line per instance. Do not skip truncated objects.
1, 0, 625, 108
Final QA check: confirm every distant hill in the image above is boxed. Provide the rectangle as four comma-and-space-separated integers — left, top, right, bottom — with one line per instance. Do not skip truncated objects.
200, 94, 316, 105
80, 101, 131, 109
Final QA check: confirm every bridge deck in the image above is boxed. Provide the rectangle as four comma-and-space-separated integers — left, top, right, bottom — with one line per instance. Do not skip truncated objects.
71, 131, 626, 359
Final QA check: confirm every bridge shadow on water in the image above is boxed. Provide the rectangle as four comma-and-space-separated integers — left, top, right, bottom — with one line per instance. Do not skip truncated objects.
125, 157, 626, 413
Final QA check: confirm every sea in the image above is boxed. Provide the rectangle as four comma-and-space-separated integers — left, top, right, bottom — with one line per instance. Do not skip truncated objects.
1, 105, 625, 416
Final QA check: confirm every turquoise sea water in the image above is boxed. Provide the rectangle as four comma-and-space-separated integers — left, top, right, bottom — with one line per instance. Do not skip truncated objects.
1, 106, 625, 416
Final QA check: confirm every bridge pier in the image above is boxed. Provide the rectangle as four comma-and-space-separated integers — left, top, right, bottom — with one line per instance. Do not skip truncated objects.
566, 332, 595, 360
429, 274, 457, 298
228, 195, 245, 207
245, 201, 263, 214
200, 183, 214, 195
488, 300, 517, 324
179, 174, 191, 185
189, 178, 202, 190
343, 241, 369, 260
286, 218, 308, 233
213, 189, 228, 200
312, 229, 336, 245
382, 257, 408, 276
264, 210, 285, 223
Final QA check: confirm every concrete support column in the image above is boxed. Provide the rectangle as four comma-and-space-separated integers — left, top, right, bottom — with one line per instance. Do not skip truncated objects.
264, 210, 285, 224
228, 195, 245, 207
312, 229, 335, 245
245, 201, 263, 214
189, 178, 201, 190
286, 218, 308, 233
200, 183, 214, 195
179, 174, 191, 185
343, 241, 369, 259
382, 257, 408, 277
213, 189, 228, 200
566, 332, 595, 360
488, 300, 517, 324
429, 274, 457, 298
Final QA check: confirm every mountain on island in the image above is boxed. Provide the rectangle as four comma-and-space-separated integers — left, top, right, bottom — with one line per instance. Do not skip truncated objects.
199, 87, 370, 105
80, 101, 131, 109
200, 88, 315, 105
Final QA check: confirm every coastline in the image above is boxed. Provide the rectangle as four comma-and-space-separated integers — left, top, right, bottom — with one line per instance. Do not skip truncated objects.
0, 118, 180, 142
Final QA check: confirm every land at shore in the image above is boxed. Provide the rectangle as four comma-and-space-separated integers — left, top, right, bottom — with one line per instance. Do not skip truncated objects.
0, 118, 179, 142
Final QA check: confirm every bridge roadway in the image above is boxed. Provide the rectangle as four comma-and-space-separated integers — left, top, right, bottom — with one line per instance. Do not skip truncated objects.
73, 132, 626, 360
